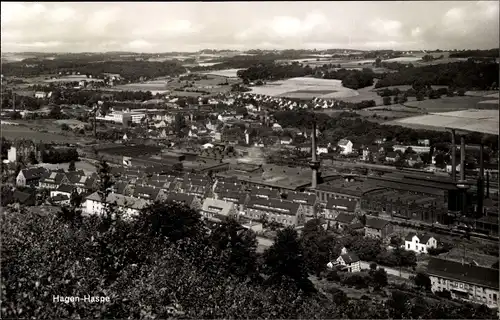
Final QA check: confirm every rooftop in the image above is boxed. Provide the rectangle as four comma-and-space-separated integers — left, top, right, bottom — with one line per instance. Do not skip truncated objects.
427, 257, 499, 290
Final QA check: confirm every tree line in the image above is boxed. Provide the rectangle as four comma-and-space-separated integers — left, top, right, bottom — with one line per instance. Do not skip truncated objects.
375, 61, 499, 90
1, 60, 186, 82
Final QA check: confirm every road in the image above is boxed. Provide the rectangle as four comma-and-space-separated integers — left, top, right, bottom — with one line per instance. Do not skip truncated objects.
360, 261, 415, 279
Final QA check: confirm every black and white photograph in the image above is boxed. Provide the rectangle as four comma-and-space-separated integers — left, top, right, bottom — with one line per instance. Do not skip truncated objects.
1, 1, 499, 319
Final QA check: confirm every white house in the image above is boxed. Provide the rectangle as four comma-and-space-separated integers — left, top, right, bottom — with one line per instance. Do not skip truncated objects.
202, 143, 214, 149
34, 91, 48, 99
7, 146, 17, 163
280, 136, 292, 145
328, 247, 361, 273
84, 192, 149, 219
337, 139, 353, 155
404, 233, 438, 254
317, 147, 329, 155
201, 198, 238, 223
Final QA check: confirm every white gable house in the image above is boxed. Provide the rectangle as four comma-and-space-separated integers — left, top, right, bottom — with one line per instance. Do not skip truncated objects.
404, 233, 438, 254
337, 139, 353, 155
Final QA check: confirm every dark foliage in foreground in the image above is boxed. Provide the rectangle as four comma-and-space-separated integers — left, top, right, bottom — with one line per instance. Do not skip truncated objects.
2, 196, 496, 318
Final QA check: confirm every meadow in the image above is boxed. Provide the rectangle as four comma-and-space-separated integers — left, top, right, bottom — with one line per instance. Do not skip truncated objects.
1, 124, 87, 143
250, 77, 359, 100
202, 69, 243, 78
403, 96, 493, 112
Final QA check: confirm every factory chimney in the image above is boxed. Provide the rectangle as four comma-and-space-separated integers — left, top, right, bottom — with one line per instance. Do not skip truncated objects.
477, 143, 485, 216
309, 122, 320, 189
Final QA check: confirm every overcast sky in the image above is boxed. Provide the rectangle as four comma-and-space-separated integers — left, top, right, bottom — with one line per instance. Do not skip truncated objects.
1, 1, 499, 53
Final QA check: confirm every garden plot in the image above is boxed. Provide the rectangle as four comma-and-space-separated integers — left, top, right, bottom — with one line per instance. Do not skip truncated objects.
202, 69, 243, 78
250, 77, 359, 99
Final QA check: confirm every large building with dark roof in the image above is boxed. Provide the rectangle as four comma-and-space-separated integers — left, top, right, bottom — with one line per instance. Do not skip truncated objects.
245, 196, 306, 227
427, 257, 499, 309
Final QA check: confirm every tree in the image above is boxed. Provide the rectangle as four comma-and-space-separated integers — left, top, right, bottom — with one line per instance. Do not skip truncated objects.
68, 160, 76, 171
27, 151, 38, 165
375, 58, 382, 68
209, 218, 259, 279
416, 92, 425, 101
263, 227, 314, 292
301, 219, 339, 277
48, 105, 63, 119
138, 201, 205, 243
457, 89, 466, 96
60, 123, 69, 131
370, 267, 388, 289
383, 96, 392, 106
174, 113, 187, 138
413, 272, 432, 291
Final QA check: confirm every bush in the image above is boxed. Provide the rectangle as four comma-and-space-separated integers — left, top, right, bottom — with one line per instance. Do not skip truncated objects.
383, 96, 392, 106
326, 269, 341, 282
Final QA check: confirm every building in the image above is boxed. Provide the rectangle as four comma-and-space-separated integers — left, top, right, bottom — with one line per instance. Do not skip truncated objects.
166, 192, 202, 211
34, 91, 48, 99
337, 139, 353, 155
407, 154, 423, 167
39, 172, 69, 190
393, 145, 430, 154
16, 167, 48, 187
332, 212, 361, 230
333, 248, 361, 273
385, 152, 399, 162
246, 196, 306, 227
7, 146, 17, 163
427, 257, 499, 309
280, 136, 293, 145
314, 180, 384, 206
216, 191, 249, 214
325, 198, 358, 220
365, 217, 393, 239
201, 198, 238, 223
132, 185, 166, 202
84, 192, 149, 219
96, 111, 146, 124
404, 233, 437, 254
286, 191, 317, 217
50, 184, 76, 200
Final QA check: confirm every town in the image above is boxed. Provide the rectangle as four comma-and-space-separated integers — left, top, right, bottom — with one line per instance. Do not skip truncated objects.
1, 1, 499, 319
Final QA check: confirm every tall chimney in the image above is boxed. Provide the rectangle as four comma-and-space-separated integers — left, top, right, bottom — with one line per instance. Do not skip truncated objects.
477, 143, 485, 216
486, 171, 490, 198
309, 122, 320, 189
460, 135, 466, 182
451, 130, 456, 181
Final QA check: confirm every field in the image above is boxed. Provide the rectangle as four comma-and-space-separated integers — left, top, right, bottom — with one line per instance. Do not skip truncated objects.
114, 74, 240, 96
1, 120, 90, 143
35, 159, 98, 174
403, 96, 494, 112
202, 69, 243, 78
250, 77, 358, 100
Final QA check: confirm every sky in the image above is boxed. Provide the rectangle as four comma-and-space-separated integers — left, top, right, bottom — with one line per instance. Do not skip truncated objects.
1, 1, 499, 53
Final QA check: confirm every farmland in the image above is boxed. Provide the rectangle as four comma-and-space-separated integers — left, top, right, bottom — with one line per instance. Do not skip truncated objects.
403, 96, 496, 112
112, 74, 240, 97
250, 77, 358, 100
1, 120, 91, 143
202, 69, 243, 78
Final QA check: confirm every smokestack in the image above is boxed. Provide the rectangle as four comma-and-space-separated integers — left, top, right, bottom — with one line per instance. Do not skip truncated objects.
451, 130, 456, 181
309, 122, 320, 189
486, 171, 490, 198
477, 143, 485, 216
460, 135, 466, 181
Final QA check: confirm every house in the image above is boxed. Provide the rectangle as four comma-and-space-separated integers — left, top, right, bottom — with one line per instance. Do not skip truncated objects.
332, 213, 360, 230
324, 198, 357, 220
201, 198, 238, 223
427, 257, 499, 309
286, 191, 317, 217
330, 247, 361, 273
385, 151, 399, 163
132, 185, 166, 202
51, 194, 70, 206
250, 187, 281, 200
362, 146, 379, 161
245, 196, 306, 227
16, 167, 48, 187
418, 139, 430, 146
34, 91, 48, 99
280, 136, 293, 145
84, 191, 149, 219
365, 217, 393, 239
407, 154, 423, 167
50, 184, 76, 200
216, 191, 249, 214
11, 190, 36, 206
337, 139, 353, 155
166, 192, 202, 211
38, 172, 69, 190
404, 233, 438, 254
68, 174, 97, 194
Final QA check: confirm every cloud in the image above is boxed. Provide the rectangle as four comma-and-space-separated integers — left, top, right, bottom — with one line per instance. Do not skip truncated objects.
1, 2, 497, 52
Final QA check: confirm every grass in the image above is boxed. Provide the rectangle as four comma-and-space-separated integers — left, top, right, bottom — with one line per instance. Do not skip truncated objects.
1, 121, 90, 143
403, 96, 490, 112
